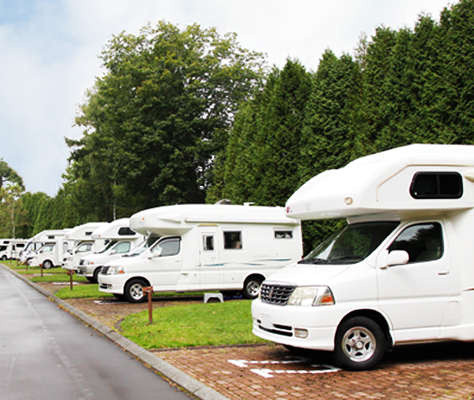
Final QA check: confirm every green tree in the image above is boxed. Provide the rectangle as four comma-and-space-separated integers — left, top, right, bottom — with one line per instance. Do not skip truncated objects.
0, 184, 26, 238
0, 159, 24, 190
213, 60, 312, 206
67, 21, 266, 220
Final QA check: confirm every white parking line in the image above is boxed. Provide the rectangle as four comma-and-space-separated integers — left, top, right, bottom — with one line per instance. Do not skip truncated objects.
228, 358, 341, 378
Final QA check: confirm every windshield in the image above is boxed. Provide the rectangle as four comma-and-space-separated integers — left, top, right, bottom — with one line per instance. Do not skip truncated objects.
300, 221, 399, 265
97, 240, 117, 254
124, 236, 160, 257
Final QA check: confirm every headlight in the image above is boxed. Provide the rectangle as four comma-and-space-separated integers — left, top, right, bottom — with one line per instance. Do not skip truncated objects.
85, 260, 94, 265
288, 286, 335, 306
107, 266, 124, 275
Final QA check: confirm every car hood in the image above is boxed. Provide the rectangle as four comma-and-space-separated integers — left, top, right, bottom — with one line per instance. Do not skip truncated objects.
263, 262, 352, 286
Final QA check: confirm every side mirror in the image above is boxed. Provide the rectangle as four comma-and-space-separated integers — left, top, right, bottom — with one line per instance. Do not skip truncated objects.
109, 250, 116, 255
381, 250, 409, 269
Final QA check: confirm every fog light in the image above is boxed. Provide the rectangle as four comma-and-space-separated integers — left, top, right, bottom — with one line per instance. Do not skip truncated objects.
294, 328, 308, 338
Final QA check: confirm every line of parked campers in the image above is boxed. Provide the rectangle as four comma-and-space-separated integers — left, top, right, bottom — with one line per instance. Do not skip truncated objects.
11, 204, 304, 305
4, 144, 474, 371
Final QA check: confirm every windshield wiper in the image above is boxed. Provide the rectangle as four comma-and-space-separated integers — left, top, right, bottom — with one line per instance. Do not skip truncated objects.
327, 256, 363, 263
298, 257, 330, 265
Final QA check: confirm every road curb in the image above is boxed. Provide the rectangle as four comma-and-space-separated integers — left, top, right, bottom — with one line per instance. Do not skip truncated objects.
1, 264, 229, 400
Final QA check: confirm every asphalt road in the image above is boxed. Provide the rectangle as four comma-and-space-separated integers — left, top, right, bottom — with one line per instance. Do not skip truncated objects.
0, 267, 194, 400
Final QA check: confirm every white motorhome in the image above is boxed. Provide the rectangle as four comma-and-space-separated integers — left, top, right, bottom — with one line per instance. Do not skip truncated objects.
252, 143, 474, 370
77, 218, 143, 283
0, 239, 27, 260
62, 222, 108, 271
29, 229, 71, 269
98, 203, 303, 303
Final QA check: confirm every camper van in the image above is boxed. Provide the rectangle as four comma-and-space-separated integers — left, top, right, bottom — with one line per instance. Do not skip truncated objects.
62, 222, 108, 271
0, 239, 27, 260
77, 218, 143, 283
29, 229, 71, 269
252, 144, 474, 371
20, 233, 47, 264
98, 203, 303, 303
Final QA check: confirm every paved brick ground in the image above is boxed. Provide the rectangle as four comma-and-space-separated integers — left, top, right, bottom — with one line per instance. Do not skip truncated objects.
155, 342, 474, 400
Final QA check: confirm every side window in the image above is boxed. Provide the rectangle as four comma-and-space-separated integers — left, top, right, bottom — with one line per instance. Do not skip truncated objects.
77, 243, 92, 253
224, 231, 242, 249
203, 235, 214, 251
388, 223, 443, 263
114, 241, 131, 254
275, 230, 293, 239
152, 239, 180, 257
410, 172, 462, 199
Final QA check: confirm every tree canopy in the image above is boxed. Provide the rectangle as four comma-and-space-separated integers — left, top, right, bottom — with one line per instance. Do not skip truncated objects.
65, 21, 267, 221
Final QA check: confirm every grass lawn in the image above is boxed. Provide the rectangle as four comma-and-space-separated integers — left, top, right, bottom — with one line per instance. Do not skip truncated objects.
121, 299, 266, 349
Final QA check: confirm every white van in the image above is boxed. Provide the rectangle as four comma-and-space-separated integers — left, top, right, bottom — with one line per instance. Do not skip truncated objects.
0, 239, 27, 260
62, 222, 108, 271
98, 203, 303, 303
252, 144, 474, 371
20, 233, 46, 264
29, 229, 71, 269
77, 218, 144, 283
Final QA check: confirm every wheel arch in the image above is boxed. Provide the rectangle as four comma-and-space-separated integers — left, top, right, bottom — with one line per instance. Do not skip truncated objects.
124, 275, 151, 288
338, 309, 393, 350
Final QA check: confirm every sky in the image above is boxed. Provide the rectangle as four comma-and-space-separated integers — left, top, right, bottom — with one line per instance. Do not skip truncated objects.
0, 0, 458, 196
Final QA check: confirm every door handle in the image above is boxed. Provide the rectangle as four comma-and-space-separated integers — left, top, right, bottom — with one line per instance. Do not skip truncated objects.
438, 270, 449, 275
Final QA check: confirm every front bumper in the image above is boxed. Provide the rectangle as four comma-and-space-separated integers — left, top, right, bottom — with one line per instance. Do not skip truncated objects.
251, 298, 341, 351
98, 274, 126, 295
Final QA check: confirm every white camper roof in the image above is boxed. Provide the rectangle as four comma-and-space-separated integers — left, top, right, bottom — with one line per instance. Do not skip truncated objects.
65, 222, 108, 241
91, 218, 138, 240
286, 144, 474, 221
131, 204, 300, 236
33, 229, 70, 242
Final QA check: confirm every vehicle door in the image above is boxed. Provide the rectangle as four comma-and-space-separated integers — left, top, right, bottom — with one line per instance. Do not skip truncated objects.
198, 227, 220, 286
148, 237, 183, 290
377, 221, 451, 338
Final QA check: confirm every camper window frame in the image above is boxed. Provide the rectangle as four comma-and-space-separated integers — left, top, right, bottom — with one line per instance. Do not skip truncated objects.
410, 172, 463, 199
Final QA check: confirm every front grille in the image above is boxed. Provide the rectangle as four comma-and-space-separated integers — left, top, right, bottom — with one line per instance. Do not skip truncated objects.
77, 266, 86, 274
260, 283, 295, 305
100, 266, 109, 275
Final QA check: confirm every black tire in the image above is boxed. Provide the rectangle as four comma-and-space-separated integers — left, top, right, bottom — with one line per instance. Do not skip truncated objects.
124, 278, 148, 303
91, 267, 101, 284
242, 276, 263, 299
1, 255, 7, 261
334, 316, 386, 371
86, 277, 95, 283
43, 260, 53, 269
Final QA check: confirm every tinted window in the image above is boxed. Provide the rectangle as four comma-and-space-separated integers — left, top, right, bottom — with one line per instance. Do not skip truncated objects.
224, 231, 242, 249
275, 231, 293, 239
388, 223, 443, 263
410, 172, 462, 199
118, 227, 136, 236
203, 235, 214, 251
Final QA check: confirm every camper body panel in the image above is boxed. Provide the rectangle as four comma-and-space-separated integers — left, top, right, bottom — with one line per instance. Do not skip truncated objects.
252, 144, 474, 370
98, 204, 303, 302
